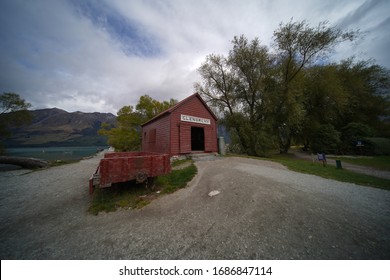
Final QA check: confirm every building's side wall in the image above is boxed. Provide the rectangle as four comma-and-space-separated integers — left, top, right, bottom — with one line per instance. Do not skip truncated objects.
170, 97, 217, 155
141, 114, 171, 154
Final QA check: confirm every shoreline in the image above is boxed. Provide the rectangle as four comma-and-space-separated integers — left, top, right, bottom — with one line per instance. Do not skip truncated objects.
0, 148, 108, 172
3, 146, 108, 162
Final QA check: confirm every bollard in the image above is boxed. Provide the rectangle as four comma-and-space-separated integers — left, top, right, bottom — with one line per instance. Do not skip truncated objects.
218, 137, 226, 155
336, 159, 342, 169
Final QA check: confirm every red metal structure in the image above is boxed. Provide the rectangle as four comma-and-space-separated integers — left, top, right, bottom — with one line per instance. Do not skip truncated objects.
141, 93, 218, 155
89, 152, 171, 194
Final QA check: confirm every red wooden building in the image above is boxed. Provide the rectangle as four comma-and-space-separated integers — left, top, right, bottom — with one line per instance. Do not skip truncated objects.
141, 93, 218, 156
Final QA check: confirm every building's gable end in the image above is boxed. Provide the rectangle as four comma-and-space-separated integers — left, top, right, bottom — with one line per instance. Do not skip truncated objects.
142, 93, 218, 156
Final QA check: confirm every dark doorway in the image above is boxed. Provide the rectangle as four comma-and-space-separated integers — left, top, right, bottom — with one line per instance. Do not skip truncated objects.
191, 126, 205, 151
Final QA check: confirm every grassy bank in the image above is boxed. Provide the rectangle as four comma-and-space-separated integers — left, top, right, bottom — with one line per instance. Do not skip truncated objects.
329, 156, 390, 171
88, 163, 197, 215
269, 154, 390, 191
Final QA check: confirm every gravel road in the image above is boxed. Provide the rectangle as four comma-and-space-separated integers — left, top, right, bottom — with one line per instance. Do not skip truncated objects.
0, 155, 389, 259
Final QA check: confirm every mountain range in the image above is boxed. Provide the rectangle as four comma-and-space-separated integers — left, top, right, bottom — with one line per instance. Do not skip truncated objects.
3, 108, 116, 147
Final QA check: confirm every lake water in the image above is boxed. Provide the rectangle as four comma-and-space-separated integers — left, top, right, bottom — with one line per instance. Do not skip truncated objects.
5, 146, 108, 161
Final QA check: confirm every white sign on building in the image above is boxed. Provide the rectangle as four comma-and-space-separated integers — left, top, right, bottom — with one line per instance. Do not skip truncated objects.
180, 114, 211, 125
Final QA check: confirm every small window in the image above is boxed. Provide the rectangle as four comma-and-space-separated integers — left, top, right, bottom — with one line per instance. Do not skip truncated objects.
149, 128, 156, 143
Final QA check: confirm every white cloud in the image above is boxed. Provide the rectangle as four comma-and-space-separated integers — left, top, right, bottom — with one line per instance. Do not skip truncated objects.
1, 0, 389, 114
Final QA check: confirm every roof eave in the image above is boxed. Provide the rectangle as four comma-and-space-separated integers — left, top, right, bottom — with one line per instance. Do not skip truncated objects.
141, 93, 218, 127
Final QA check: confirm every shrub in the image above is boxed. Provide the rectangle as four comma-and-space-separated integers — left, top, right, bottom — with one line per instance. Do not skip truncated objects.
310, 124, 341, 153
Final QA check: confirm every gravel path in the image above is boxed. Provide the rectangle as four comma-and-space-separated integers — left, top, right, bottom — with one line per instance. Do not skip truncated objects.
0, 155, 389, 259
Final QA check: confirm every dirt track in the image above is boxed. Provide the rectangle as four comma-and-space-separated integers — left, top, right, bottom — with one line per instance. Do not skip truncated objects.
0, 155, 389, 259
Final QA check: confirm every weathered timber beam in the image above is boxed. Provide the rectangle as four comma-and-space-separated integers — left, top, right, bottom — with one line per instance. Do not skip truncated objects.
0, 156, 49, 169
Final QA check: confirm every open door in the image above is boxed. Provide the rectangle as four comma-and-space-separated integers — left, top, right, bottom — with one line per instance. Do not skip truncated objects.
204, 126, 215, 152
191, 127, 205, 151
179, 124, 191, 154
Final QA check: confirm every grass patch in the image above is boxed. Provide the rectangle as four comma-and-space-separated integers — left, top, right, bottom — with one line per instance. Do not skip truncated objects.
88, 163, 197, 215
269, 154, 390, 191
88, 182, 152, 215
368, 137, 390, 155
171, 158, 192, 167
329, 156, 390, 171
155, 163, 197, 193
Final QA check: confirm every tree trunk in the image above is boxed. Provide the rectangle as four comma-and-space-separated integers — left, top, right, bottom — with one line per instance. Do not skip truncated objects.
0, 156, 49, 169
279, 136, 291, 154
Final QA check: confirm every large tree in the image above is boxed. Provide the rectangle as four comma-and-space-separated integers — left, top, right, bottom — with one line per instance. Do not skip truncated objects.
99, 95, 176, 151
195, 36, 276, 156
299, 64, 348, 151
300, 59, 390, 153
196, 20, 357, 155
336, 59, 390, 129
271, 20, 357, 153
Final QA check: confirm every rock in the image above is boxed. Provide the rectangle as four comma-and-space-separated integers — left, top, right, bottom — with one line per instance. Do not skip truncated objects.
208, 190, 220, 197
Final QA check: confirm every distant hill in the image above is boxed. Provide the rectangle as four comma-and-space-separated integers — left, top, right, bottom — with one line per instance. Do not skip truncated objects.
2, 108, 116, 147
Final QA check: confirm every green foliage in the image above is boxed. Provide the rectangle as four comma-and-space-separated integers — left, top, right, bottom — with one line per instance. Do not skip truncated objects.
271, 20, 356, 153
300, 64, 347, 149
300, 59, 390, 155
340, 122, 375, 154
88, 181, 154, 215
330, 155, 390, 171
171, 158, 192, 167
155, 164, 197, 194
98, 105, 141, 151
136, 95, 177, 121
0, 93, 32, 153
269, 155, 390, 190
226, 113, 277, 157
196, 20, 363, 156
99, 95, 177, 151
0, 92, 31, 114
100, 126, 141, 152
310, 124, 341, 153
337, 59, 390, 128
196, 36, 276, 156
368, 138, 390, 155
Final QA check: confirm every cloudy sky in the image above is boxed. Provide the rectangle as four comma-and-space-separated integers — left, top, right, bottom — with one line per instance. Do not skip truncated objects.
1, 0, 389, 114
